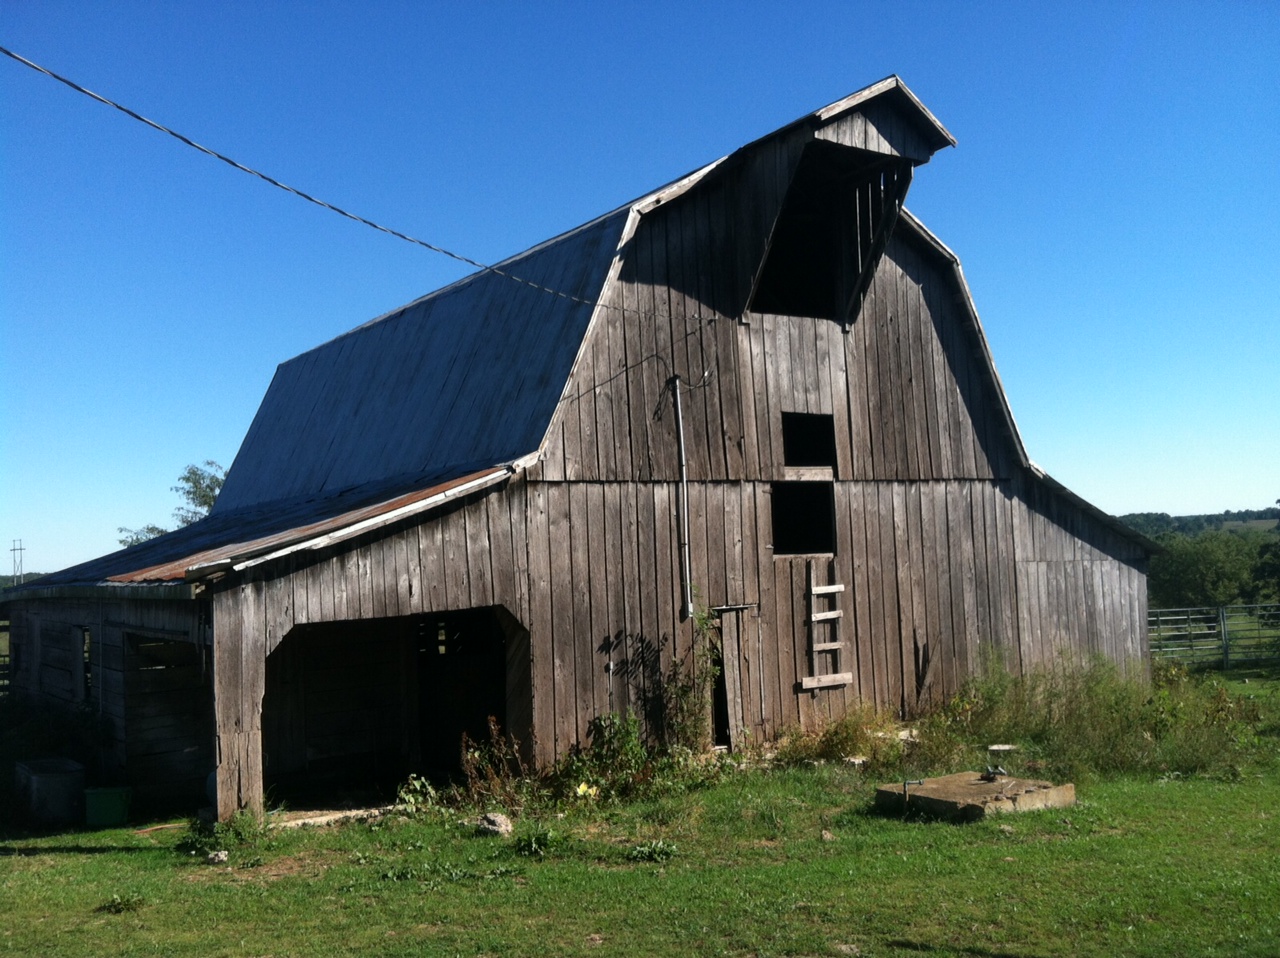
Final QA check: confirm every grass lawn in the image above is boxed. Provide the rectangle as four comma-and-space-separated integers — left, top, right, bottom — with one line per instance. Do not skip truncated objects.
2, 772, 1277, 957
3, 667, 1278, 957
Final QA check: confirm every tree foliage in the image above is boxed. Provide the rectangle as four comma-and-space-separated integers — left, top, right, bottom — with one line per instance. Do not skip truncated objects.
1122, 505, 1280, 538
1254, 498, 1280, 602
171, 460, 226, 526
117, 461, 226, 547
1148, 530, 1263, 608
117, 524, 171, 548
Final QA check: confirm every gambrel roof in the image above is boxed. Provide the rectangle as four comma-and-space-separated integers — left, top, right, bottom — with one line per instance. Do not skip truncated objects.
9, 76, 1150, 595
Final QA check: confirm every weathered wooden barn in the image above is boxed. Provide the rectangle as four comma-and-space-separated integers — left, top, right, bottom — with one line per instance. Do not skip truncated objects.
3, 78, 1153, 818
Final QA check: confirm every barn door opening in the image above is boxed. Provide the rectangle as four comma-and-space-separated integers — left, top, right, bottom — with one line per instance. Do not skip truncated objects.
263, 619, 416, 807
123, 634, 214, 808
262, 607, 530, 809
416, 607, 510, 779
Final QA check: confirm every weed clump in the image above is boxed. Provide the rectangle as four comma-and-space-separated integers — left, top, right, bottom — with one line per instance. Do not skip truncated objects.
177, 810, 271, 861
96, 893, 145, 914
933, 658, 1263, 781
627, 838, 677, 862
396, 604, 731, 816
512, 823, 563, 858
555, 710, 730, 803
773, 704, 967, 775
769, 659, 1271, 783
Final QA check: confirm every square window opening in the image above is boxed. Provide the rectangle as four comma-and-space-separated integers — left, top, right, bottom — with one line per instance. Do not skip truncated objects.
781, 412, 837, 468
771, 482, 836, 555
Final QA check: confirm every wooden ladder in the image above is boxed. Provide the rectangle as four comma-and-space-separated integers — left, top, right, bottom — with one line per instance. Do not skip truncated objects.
801, 559, 852, 690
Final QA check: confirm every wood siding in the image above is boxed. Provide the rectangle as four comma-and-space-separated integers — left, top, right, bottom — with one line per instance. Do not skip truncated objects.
540, 199, 1014, 486
207, 461, 1147, 819
6, 597, 211, 802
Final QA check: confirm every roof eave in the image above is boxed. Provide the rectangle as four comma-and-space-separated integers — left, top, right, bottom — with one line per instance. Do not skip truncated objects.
1028, 463, 1162, 554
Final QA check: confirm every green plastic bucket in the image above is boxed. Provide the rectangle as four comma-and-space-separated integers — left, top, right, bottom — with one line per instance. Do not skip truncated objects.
84, 787, 132, 828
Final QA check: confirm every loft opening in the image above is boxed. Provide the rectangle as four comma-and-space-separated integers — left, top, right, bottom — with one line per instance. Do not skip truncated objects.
771, 482, 836, 555
781, 412, 836, 468
750, 141, 911, 321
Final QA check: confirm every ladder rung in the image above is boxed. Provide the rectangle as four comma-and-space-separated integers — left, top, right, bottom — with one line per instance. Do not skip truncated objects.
811, 641, 844, 652
810, 609, 843, 622
801, 672, 853, 690
811, 583, 845, 595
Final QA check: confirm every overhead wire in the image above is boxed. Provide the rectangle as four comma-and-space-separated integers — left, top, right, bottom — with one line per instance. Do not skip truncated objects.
2, 44, 736, 407
0, 44, 598, 310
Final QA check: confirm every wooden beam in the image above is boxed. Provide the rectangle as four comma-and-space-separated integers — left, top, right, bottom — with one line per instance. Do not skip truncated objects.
800, 672, 852, 690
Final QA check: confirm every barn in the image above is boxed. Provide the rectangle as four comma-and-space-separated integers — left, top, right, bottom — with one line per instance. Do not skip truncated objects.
2, 77, 1154, 819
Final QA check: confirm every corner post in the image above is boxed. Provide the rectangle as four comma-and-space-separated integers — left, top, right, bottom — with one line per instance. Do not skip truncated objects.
212, 577, 266, 820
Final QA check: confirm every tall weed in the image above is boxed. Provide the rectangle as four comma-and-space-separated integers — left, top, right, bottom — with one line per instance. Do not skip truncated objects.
773, 659, 1268, 782
944, 658, 1258, 780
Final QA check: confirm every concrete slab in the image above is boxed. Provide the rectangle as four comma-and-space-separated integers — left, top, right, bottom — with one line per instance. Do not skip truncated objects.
267, 805, 393, 829
875, 772, 1075, 821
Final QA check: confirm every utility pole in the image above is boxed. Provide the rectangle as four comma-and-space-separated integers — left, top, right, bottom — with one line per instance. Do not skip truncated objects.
10, 539, 24, 586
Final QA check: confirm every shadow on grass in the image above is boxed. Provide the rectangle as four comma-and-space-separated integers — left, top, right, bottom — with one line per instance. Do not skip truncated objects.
886, 939, 1050, 958
0, 843, 168, 856
841, 796, 978, 826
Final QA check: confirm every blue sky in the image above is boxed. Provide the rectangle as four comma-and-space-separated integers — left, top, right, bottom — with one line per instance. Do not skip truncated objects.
2, 2, 1277, 573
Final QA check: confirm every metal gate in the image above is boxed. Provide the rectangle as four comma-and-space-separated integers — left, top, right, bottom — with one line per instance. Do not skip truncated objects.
1149, 604, 1280, 668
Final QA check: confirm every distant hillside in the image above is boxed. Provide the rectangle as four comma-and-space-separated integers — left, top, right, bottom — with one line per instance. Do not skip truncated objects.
0, 573, 46, 590
1120, 507, 1280, 538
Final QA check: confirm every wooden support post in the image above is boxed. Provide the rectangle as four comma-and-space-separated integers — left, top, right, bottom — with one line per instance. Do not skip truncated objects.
1220, 606, 1230, 672
213, 579, 266, 821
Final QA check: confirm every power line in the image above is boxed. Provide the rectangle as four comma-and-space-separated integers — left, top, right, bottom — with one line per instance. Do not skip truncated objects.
1, 43, 732, 401
0, 44, 596, 309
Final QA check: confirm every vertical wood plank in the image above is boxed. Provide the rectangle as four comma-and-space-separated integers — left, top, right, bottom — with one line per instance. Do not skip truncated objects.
465, 501, 493, 609
568, 483, 594, 747
585, 483, 610, 723
547, 484, 576, 757
524, 483, 555, 766
755, 486, 782, 733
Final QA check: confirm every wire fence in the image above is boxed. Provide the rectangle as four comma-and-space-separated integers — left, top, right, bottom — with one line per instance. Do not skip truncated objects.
1149, 604, 1280, 669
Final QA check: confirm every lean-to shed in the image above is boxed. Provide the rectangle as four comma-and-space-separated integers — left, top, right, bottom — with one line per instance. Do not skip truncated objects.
3, 77, 1154, 818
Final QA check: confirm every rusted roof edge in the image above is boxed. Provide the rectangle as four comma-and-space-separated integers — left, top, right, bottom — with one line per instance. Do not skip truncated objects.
209, 460, 527, 578
0, 582, 198, 604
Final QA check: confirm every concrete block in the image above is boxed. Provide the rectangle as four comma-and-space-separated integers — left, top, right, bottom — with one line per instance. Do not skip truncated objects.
875, 771, 1075, 821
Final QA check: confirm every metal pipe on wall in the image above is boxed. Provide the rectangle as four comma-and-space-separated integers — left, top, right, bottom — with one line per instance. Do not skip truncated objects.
670, 376, 693, 621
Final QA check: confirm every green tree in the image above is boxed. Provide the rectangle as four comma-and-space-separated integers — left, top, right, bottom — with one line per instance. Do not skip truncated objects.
117, 461, 226, 547
170, 460, 226, 526
1253, 498, 1280, 603
117, 524, 170, 548
1148, 529, 1265, 609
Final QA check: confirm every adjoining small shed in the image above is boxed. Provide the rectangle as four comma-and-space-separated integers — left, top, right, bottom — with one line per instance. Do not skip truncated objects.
3, 77, 1155, 819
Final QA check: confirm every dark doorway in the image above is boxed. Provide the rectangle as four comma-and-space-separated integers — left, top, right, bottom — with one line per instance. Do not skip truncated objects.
262, 606, 521, 809
123, 634, 214, 808
263, 619, 414, 805
416, 608, 509, 780
710, 645, 731, 749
